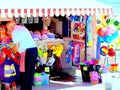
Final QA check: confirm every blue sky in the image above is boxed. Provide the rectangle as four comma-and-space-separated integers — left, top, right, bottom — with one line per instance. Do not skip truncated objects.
97, 0, 120, 14
97, 0, 120, 4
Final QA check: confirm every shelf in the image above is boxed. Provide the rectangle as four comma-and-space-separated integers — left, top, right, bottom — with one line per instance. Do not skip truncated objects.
35, 39, 65, 47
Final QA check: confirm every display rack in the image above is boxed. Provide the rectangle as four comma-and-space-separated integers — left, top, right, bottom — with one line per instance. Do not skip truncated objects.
35, 39, 65, 48
70, 20, 86, 63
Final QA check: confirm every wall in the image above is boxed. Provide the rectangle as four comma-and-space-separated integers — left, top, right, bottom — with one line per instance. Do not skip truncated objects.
55, 19, 62, 35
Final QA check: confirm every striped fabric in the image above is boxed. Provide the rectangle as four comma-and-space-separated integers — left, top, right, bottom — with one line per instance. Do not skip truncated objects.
0, 8, 112, 17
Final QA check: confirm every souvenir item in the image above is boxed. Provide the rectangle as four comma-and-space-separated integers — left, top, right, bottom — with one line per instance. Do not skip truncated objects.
28, 17, 34, 24
34, 17, 39, 23
21, 16, 27, 24
43, 17, 51, 27
15, 17, 21, 24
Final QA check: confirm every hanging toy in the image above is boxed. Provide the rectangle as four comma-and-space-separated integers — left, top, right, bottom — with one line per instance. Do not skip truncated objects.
104, 35, 113, 43
105, 25, 116, 35
97, 36, 104, 43
65, 41, 73, 63
72, 42, 80, 64
108, 48, 115, 57
100, 46, 109, 56
106, 18, 120, 30
100, 14, 108, 28
112, 31, 119, 39
97, 28, 106, 36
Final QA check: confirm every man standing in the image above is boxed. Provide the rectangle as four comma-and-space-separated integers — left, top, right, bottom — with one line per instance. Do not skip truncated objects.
6, 21, 38, 90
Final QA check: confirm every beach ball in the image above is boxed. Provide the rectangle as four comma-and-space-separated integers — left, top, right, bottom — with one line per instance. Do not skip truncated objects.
108, 48, 115, 57
97, 28, 106, 36
101, 14, 107, 20
112, 31, 119, 39
100, 46, 108, 56
97, 36, 104, 43
106, 18, 114, 25
114, 20, 120, 30
104, 35, 113, 43
105, 25, 116, 35
96, 25, 102, 32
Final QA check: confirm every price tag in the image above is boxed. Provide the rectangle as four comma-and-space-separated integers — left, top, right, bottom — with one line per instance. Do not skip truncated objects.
83, 66, 87, 71
44, 67, 50, 73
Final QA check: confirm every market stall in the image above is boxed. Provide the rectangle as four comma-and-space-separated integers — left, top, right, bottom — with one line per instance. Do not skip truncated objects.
0, 0, 114, 87
0, 0, 113, 63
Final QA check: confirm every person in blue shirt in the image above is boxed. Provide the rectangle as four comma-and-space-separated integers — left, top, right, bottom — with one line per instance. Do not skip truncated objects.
6, 21, 38, 90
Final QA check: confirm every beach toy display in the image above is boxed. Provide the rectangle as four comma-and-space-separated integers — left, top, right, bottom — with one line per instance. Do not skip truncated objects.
90, 71, 99, 84
33, 72, 49, 86
100, 46, 108, 56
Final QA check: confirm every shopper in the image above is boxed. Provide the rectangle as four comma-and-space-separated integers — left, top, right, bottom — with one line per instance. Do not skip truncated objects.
6, 21, 38, 90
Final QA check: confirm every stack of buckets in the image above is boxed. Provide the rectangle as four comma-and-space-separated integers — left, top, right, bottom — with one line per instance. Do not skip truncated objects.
33, 72, 49, 86
89, 71, 99, 84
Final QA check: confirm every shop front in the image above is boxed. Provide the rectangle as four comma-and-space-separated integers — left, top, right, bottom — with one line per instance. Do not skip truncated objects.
0, 0, 115, 89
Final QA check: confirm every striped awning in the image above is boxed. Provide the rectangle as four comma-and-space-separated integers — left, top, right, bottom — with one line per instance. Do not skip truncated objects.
0, 0, 113, 17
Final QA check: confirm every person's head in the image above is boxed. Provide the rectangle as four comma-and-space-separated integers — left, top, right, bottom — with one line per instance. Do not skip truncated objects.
6, 21, 16, 35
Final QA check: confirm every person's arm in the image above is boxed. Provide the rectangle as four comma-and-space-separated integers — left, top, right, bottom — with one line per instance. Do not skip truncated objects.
11, 43, 19, 53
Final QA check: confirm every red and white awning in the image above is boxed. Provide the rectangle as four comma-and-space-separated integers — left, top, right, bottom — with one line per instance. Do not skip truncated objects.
0, 0, 113, 17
